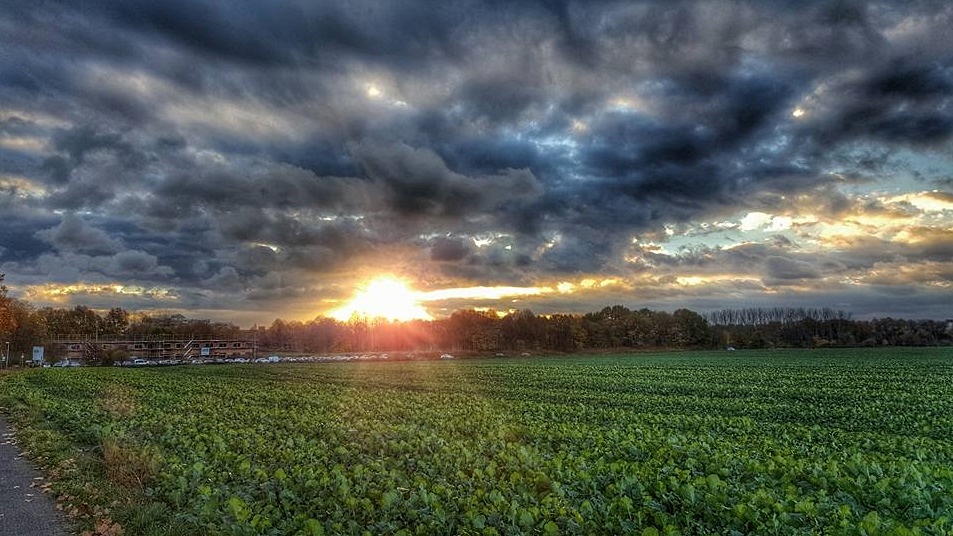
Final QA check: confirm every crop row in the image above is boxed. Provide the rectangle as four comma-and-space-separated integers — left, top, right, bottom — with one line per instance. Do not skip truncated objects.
1, 349, 951, 535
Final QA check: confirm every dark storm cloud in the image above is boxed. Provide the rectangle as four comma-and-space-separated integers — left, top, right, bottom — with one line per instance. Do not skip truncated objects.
348, 141, 542, 219
798, 63, 953, 149
764, 256, 822, 282
114, 1, 477, 69
867, 63, 953, 100
0, 199, 57, 263
202, 266, 245, 294
430, 238, 471, 263
26, 249, 173, 283
1, 0, 475, 79
2, 0, 952, 320
34, 214, 122, 254
43, 126, 140, 182
109, 250, 171, 277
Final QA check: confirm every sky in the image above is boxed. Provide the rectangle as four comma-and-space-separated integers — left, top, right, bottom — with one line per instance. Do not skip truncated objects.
1, 0, 952, 326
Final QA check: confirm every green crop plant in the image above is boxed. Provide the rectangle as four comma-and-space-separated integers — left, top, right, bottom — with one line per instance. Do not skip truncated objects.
1, 348, 951, 535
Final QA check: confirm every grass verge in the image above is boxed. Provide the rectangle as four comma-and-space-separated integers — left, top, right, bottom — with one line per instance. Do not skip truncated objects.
1, 370, 203, 536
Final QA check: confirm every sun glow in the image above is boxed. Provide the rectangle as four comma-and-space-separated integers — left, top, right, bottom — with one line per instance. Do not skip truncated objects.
419, 285, 551, 301
329, 277, 433, 322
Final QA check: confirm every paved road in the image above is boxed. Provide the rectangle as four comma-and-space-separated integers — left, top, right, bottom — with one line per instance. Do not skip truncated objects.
0, 416, 68, 536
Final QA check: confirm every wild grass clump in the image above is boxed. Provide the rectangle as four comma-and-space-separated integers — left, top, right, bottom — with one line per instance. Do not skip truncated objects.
98, 383, 137, 418
100, 436, 161, 490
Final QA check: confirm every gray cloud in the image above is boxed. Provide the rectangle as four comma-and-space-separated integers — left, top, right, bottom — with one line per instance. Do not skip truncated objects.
430, 238, 471, 262
349, 141, 542, 219
1, 0, 952, 321
35, 214, 123, 254
108, 250, 171, 277
202, 266, 245, 293
764, 256, 822, 282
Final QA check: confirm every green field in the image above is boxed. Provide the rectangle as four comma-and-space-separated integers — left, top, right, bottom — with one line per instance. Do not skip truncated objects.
2, 348, 952, 535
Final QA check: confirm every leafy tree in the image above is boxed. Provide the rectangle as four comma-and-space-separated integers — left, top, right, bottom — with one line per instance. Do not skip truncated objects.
103, 307, 129, 336
673, 308, 710, 347
0, 273, 16, 339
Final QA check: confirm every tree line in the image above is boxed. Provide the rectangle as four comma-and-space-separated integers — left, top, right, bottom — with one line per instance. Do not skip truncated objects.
1, 274, 951, 360
259, 306, 951, 353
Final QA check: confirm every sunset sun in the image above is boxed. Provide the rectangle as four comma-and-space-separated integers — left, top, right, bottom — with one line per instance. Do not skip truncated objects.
329, 277, 433, 322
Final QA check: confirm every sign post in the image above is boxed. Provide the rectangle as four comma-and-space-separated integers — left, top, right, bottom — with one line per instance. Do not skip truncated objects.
32, 346, 44, 366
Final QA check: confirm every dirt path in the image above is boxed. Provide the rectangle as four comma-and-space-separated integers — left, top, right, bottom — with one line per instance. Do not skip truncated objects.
0, 416, 68, 536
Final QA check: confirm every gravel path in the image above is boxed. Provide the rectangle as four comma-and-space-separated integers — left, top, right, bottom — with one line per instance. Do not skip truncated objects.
0, 416, 68, 536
